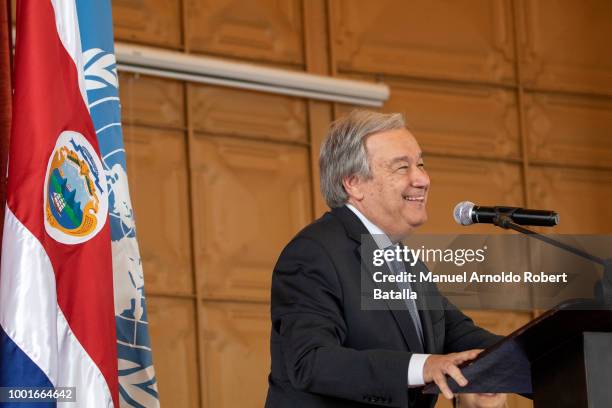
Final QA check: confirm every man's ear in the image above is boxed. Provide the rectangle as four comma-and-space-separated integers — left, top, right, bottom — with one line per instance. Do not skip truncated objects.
342, 174, 365, 201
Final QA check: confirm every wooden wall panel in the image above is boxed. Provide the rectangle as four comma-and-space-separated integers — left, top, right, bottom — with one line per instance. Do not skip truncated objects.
437, 392, 532, 408
301, 0, 334, 217
124, 126, 193, 295
188, 84, 307, 143
148, 297, 199, 408
518, 0, 612, 95
184, 0, 304, 65
107, 2, 612, 407
332, 0, 515, 83
303, 0, 332, 75
112, 0, 182, 49
437, 395, 532, 408
465, 310, 531, 336
334, 102, 378, 119
200, 302, 270, 408
529, 166, 612, 233
385, 80, 521, 160
525, 92, 612, 168
190, 135, 312, 301
119, 73, 185, 129
307, 101, 334, 218
417, 157, 524, 234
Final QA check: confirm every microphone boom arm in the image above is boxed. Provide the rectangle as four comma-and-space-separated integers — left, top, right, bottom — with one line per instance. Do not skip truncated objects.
493, 213, 612, 305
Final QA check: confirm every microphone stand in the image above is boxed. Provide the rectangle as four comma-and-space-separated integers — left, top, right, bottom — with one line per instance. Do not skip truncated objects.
493, 213, 612, 306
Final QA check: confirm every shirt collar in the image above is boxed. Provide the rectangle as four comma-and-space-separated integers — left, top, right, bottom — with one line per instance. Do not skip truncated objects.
345, 204, 394, 249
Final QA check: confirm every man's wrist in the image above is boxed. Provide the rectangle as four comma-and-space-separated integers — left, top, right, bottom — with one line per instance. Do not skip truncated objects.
407, 353, 431, 387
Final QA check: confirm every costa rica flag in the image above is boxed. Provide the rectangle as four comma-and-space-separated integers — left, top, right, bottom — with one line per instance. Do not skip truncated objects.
0, 0, 119, 406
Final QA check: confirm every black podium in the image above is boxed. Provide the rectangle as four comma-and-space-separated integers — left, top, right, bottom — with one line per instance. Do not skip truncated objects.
423, 299, 612, 407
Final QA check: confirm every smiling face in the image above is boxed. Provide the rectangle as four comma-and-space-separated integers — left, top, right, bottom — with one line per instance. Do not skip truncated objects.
343, 128, 429, 241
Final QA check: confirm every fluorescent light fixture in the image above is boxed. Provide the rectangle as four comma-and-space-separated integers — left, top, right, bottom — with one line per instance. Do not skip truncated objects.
114, 43, 389, 107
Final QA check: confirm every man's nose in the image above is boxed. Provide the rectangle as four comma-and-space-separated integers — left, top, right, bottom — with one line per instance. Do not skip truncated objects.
411, 166, 429, 188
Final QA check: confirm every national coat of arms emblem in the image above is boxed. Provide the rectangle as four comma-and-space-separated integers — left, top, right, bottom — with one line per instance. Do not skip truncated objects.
44, 131, 108, 244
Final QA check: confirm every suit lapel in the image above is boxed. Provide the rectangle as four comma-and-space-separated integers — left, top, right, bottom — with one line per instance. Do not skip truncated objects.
357, 239, 425, 354
333, 206, 426, 353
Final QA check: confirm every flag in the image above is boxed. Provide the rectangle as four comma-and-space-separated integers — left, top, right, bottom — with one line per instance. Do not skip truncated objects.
0, 0, 118, 407
0, 0, 12, 233
74, 1, 159, 407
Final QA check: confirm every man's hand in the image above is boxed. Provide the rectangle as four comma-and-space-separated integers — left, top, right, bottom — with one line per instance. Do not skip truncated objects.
422, 349, 483, 400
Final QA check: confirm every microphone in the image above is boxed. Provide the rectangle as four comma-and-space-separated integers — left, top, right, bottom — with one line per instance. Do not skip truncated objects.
453, 201, 559, 227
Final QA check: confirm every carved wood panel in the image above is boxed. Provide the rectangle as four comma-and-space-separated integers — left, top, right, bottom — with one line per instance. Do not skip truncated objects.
307, 100, 334, 217
332, 0, 516, 83
200, 301, 270, 408
436, 391, 533, 407
124, 126, 193, 294
333, 102, 379, 120
184, 0, 304, 65
112, 0, 182, 49
188, 84, 307, 143
190, 135, 312, 301
437, 395, 532, 408
529, 165, 612, 233
417, 157, 524, 234
518, 0, 612, 95
147, 297, 199, 408
524, 92, 612, 168
303, 0, 332, 75
384, 80, 521, 160
119, 73, 185, 129
107, 4, 612, 407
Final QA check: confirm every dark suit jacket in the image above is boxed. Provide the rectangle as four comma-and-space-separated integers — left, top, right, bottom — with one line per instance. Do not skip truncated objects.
265, 206, 500, 408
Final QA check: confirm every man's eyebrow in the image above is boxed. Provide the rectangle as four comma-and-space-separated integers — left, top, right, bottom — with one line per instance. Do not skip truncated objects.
389, 155, 410, 164
389, 153, 423, 164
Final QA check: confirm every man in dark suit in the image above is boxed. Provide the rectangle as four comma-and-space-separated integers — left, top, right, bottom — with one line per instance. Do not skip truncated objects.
265, 110, 500, 407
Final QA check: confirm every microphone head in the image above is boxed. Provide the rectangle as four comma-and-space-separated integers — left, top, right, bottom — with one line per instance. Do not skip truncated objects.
453, 201, 475, 226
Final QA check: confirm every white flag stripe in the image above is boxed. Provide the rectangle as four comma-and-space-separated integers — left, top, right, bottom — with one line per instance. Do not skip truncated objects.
49, 0, 89, 108
0, 207, 114, 407
0, 206, 59, 384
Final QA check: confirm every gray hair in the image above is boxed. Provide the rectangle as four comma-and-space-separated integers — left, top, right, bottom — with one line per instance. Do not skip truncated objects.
319, 109, 406, 208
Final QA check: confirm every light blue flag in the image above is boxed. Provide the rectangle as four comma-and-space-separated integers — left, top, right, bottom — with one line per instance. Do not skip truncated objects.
75, 2, 160, 407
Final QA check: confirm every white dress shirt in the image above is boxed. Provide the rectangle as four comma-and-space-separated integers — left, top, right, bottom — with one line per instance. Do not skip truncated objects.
346, 204, 430, 387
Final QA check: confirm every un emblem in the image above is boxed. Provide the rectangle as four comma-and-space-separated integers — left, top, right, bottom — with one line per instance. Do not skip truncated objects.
44, 131, 108, 244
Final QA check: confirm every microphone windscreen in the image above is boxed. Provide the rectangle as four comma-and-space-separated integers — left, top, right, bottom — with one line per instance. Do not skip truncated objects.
453, 201, 475, 226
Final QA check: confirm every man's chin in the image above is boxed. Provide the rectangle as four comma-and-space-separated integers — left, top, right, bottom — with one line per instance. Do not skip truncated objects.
390, 215, 427, 240
404, 213, 427, 229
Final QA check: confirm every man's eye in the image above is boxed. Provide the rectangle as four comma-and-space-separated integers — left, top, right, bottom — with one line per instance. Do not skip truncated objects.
417, 163, 425, 168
